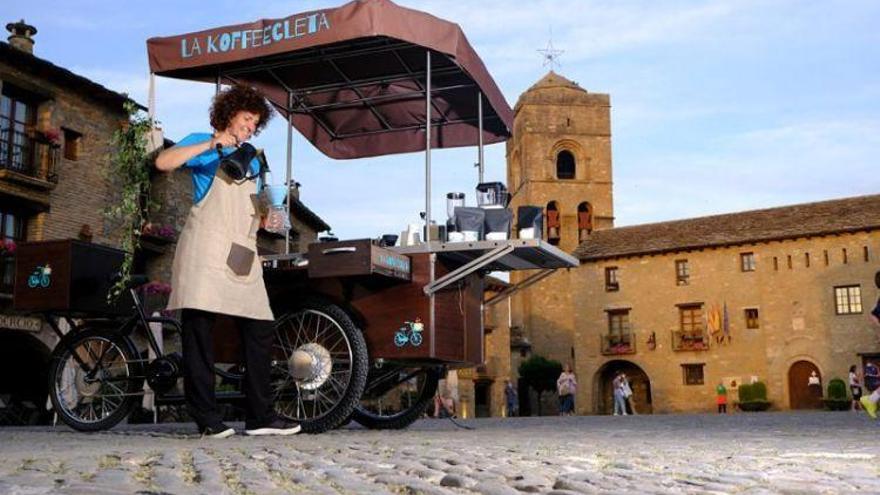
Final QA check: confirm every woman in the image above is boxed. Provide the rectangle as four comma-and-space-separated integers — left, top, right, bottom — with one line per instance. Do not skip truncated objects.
156, 84, 299, 438
612, 373, 627, 416
557, 363, 577, 416
849, 365, 863, 412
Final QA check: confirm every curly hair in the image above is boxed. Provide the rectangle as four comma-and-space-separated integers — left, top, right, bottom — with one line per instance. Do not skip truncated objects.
209, 84, 273, 134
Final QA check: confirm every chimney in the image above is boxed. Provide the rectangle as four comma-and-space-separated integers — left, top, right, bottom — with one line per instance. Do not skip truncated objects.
6, 19, 37, 54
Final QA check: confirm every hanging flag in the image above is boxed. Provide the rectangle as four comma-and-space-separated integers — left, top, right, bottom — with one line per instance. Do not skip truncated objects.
722, 302, 731, 343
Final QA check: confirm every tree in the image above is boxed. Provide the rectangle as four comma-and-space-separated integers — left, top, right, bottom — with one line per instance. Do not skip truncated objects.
518, 355, 562, 416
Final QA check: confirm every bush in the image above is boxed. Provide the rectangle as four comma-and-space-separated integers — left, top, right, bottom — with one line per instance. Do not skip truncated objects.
827, 378, 847, 400
738, 381, 771, 412
824, 378, 850, 410
518, 355, 563, 416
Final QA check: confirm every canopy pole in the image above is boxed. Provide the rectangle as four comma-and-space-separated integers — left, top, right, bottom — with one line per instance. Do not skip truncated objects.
215, 73, 221, 94
477, 91, 484, 184
424, 50, 432, 244
286, 91, 294, 254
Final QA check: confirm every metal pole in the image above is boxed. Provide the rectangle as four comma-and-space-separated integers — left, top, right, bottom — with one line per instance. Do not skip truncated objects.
477, 91, 484, 184
424, 50, 432, 244
215, 73, 221, 94
285, 92, 294, 254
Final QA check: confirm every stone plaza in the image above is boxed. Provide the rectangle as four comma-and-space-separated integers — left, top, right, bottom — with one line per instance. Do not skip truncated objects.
0, 411, 877, 494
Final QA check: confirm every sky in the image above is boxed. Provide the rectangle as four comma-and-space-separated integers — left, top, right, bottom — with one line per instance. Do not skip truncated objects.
5, 0, 880, 239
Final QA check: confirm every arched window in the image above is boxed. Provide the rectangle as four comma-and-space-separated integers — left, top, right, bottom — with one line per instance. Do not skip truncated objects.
577, 202, 593, 241
556, 150, 575, 180
546, 201, 560, 245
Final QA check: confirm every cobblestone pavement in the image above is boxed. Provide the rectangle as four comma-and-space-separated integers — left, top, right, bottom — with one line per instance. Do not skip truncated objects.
0, 411, 878, 494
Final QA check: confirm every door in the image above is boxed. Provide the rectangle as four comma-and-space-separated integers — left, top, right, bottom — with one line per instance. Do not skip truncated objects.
788, 360, 822, 409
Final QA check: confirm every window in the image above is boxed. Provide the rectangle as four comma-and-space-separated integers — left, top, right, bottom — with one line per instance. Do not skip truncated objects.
605, 266, 619, 292
607, 309, 630, 338
0, 207, 26, 292
682, 364, 705, 385
745, 308, 760, 329
740, 252, 756, 272
864, 246, 870, 262
675, 259, 689, 285
842, 248, 848, 264
834, 285, 862, 315
787, 255, 792, 269
546, 201, 560, 245
805, 252, 810, 268
824, 250, 829, 266
556, 150, 575, 179
63, 128, 82, 161
0, 87, 37, 174
773, 257, 779, 271
679, 304, 705, 334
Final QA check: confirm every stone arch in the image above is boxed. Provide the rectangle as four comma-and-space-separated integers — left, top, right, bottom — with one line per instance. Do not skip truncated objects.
577, 201, 593, 241
787, 358, 824, 410
594, 359, 653, 415
546, 201, 560, 245
0, 330, 52, 425
549, 139, 588, 181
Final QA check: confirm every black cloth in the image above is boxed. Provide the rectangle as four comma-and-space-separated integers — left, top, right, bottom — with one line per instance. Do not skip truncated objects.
181, 308, 275, 429
872, 297, 880, 320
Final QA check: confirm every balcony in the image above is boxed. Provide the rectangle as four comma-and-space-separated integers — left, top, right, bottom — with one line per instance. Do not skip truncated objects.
0, 128, 59, 187
601, 332, 636, 355
672, 330, 710, 352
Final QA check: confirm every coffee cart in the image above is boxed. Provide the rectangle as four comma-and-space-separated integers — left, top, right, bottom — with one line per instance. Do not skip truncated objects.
14, 0, 578, 434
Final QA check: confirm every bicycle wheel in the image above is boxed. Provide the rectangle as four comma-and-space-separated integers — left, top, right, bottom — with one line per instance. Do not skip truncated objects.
272, 299, 368, 433
352, 366, 440, 430
47, 327, 142, 431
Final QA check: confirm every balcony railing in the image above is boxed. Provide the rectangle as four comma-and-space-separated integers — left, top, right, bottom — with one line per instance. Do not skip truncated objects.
601, 332, 636, 355
672, 330, 710, 351
0, 128, 59, 180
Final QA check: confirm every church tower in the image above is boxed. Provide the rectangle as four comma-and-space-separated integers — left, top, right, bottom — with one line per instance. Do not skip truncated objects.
506, 71, 613, 392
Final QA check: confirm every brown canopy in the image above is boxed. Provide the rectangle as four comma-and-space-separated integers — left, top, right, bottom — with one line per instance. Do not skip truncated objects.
147, 0, 513, 159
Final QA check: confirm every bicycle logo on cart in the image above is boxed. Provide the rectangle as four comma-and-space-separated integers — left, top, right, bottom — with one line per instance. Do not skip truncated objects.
394, 318, 424, 347
27, 264, 52, 289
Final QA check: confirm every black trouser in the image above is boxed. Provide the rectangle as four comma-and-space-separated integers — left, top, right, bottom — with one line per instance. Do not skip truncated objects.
181, 309, 275, 429
718, 403, 727, 413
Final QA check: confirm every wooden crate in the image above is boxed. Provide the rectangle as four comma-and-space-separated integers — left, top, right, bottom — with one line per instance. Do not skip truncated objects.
13, 240, 134, 316
307, 239, 411, 281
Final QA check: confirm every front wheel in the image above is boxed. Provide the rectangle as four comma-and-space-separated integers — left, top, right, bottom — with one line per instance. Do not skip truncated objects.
271, 299, 368, 433
47, 327, 142, 431
352, 366, 441, 430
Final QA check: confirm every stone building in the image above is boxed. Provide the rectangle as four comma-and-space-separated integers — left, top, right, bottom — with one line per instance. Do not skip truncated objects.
496, 70, 880, 415
0, 21, 329, 424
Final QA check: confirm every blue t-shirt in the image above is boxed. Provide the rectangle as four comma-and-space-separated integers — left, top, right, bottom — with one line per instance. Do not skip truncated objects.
176, 132, 262, 204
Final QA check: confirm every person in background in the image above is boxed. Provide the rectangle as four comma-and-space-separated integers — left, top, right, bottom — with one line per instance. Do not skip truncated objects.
621, 373, 636, 415
860, 274, 880, 418
716, 382, 728, 414
612, 373, 627, 416
849, 365, 863, 412
556, 364, 577, 416
504, 380, 518, 417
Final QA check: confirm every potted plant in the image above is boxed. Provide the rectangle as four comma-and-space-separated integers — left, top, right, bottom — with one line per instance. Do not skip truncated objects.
141, 223, 177, 243
822, 378, 850, 411
738, 381, 772, 411
140, 281, 172, 314
0, 239, 16, 257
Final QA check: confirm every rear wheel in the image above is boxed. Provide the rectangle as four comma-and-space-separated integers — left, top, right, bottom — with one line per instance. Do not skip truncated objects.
353, 366, 441, 430
47, 327, 142, 432
271, 299, 368, 433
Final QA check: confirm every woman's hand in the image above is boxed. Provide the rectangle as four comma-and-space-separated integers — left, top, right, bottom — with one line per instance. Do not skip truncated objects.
210, 132, 238, 149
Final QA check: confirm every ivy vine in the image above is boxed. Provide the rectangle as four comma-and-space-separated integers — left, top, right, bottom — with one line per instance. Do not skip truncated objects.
105, 101, 156, 301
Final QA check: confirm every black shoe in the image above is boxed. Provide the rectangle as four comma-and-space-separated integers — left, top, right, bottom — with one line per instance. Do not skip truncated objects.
200, 421, 235, 439
245, 417, 301, 436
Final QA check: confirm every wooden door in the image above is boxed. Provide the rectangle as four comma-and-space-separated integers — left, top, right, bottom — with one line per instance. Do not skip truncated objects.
789, 360, 822, 409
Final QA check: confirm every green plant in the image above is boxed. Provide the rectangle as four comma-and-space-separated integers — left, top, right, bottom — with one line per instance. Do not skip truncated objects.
827, 378, 847, 400
104, 101, 156, 301
823, 377, 850, 411
738, 381, 771, 412
518, 355, 562, 416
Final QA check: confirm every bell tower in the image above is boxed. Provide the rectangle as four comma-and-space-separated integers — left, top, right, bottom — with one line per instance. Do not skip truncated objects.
506, 71, 613, 384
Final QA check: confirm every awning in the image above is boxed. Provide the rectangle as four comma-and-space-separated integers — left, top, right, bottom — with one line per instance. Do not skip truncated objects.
146, 0, 513, 159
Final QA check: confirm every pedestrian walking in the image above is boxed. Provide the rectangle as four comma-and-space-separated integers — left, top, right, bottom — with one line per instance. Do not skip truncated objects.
612, 373, 627, 416
504, 380, 518, 417
849, 365, 863, 412
557, 364, 577, 416
621, 373, 637, 415
860, 275, 880, 418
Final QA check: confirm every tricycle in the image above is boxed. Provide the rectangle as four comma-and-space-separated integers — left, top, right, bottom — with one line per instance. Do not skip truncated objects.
15, 0, 578, 433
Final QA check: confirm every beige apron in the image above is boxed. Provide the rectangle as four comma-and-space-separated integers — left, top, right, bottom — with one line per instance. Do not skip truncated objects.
167, 169, 273, 321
